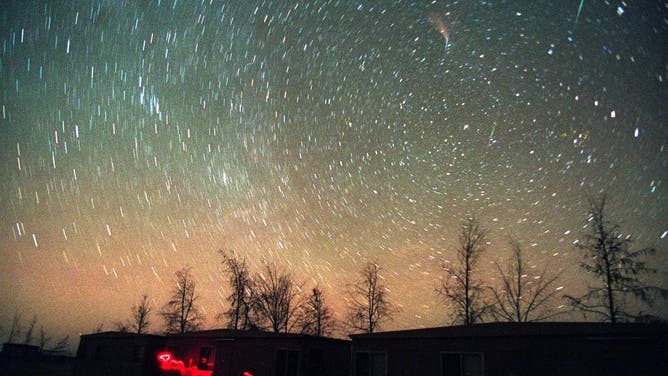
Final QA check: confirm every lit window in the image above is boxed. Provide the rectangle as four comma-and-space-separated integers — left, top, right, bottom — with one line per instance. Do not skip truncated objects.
441, 353, 484, 376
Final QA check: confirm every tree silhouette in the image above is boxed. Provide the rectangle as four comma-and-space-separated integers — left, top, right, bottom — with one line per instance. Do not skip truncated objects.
218, 251, 255, 330
489, 239, 563, 322
23, 315, 37, 345
117, 295, 152, 334
94, 323, 104, 333
2, 313, 70, 354
5, 312, 22, 343
38, 326, 51, 351
160, 267, 205, 333
251, 264, 302, 333
564, 195, 668, 323
298, 286, 335, 336
46, 335, 70, 355
347, 262, 394, 334
132, 295, 152, 334
437, 217, 489, 325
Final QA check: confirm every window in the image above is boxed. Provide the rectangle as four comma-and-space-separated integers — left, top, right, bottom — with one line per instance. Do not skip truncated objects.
198, 347, 215, 370
441, 353, 484, 376
355, 351, 386, 376
275, 349, 299, 376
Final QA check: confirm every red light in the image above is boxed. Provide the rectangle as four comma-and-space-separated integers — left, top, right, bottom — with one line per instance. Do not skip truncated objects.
156, 351, 212, 376
157, 351, 172, 362
243, 372, 254, 376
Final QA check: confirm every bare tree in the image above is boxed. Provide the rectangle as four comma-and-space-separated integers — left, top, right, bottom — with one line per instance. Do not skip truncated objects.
6, 312, 22, 343
218, 251, 255, 330
38, 326, 51, 351
117, 295, 152, 333
1, 313, 68, 354
299, 286, 335, 336
134, 295, 152, 334
161, 267, 205, 334
251, 264, 303, 333
23, 315, 38, 345
489, 239, 563, 322
94, 323, 105, 333
565, 195, 668, 323
36, 327, 70, 355
47, 335, 70, 355
347, 262, 394, 334
437, 217, 489, 325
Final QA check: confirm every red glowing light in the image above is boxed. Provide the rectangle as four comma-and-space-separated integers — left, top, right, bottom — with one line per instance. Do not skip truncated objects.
155, 350, 212, 376
157, 351, 172, 362
243, 372, 254, 376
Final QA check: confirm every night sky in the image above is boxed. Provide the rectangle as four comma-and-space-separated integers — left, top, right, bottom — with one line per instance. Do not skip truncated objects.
1, 0, 666, 349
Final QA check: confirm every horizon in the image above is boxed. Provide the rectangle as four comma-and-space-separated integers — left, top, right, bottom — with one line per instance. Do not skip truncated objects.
1, 0, 666, 355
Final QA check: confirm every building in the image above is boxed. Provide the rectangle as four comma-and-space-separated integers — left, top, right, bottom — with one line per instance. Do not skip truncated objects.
349, 322, 668, 376
1, 342, 74, 376
74, 332, 167, 376
76, 322, 667, 375
74, 329, 350, 376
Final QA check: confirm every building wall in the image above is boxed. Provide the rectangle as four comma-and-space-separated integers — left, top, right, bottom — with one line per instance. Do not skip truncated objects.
163, 335, 219, 374
214, 336, 350, 376
352, 332, 668, 376
1, 343, 74, 376
74, 331, 351, 376
74, 334, 166, 376
156, 331, 351, 376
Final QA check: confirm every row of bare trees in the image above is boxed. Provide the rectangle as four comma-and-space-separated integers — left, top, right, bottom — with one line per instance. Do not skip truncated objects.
112, 195, 665, 336
436, 217, 564, 325
113, 251, 393, 336
1, 313, 70, 354
217, 252, 396, 335
114, 268, 205, 335
437, 195, 666, 325
218, 251, 338, 336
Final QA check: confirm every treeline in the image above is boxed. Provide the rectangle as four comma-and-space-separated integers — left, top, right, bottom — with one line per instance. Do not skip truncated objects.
114, 253, 387, 336
436, 195, 666, 325
110, 195, 666, 336
1, 313, 70, 354
110, 249, 394, 336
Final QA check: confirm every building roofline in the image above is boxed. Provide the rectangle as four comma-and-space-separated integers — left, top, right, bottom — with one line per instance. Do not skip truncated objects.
79, 329, 349, 343
348, 322, 668, 340
167, 328, 350, 343
79, 331, 166, 339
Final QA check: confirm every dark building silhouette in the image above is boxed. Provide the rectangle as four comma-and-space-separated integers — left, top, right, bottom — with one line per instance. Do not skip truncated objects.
349, 322, 668, 376
74, 332, 166, 376
74, 329, 350, 376
0, 342, 74, 376
75, 323, 667, 376
1, 343, 41, 360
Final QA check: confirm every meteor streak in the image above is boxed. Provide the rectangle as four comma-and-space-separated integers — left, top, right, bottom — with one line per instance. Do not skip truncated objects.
428, 12, 451, 50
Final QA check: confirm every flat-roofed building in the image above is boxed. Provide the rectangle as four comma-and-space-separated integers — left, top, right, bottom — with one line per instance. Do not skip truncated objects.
75, 329, 350, 376
349, 322, 668, 376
